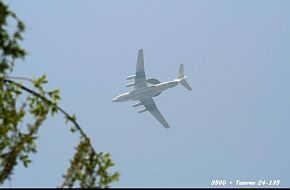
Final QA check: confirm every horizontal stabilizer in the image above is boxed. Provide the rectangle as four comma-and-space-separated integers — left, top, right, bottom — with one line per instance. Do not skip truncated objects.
177, 64, 184, 79
180, 79, 192, 90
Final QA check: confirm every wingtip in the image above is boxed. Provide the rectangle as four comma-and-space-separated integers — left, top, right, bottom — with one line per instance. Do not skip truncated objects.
164, 124, 170, 129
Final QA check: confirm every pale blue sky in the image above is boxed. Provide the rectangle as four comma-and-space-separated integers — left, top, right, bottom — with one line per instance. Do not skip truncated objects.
3, 0, 290, 187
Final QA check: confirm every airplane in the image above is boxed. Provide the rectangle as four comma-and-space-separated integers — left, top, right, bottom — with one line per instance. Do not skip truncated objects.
112, 49, 192, 129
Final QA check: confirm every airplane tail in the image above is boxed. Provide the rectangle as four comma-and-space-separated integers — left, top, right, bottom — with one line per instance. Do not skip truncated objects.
176, 64, 192, 90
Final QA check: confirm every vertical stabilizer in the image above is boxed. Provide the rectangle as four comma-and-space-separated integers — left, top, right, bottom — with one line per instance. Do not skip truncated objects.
176, 64, 192, 90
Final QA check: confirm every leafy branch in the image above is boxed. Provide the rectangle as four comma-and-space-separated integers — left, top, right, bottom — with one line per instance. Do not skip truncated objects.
0, 0, 119, 188
2, 77, 120, 188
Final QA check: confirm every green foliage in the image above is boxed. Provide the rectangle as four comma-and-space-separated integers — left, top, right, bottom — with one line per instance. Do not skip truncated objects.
0, 0, 26, 74
61, 137, 120, 188
0, 0, 119, 187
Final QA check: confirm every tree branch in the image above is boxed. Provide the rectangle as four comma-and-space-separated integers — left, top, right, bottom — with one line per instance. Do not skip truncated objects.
3, 78, 98, 155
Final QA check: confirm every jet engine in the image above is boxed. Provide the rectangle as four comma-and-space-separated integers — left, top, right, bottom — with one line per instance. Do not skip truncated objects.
138, 108, 147, 113
147, 78, 162, 97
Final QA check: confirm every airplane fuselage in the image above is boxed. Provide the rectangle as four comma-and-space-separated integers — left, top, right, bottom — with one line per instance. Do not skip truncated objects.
113, 79, 179, 102
113, 49, 192, 129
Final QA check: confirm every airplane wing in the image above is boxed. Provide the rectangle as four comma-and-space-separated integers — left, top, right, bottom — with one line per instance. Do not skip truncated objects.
134, 49, 148, 89
139, 98, 170, 129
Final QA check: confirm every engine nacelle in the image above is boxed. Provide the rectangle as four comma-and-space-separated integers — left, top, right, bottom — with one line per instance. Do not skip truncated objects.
126, 75, 136, 80
126, 82, 135, 87
132, 102, 143, 107
138, 108, 147, 113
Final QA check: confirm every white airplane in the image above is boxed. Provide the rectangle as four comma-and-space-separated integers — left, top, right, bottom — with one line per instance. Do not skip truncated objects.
112, 49, 192, 129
